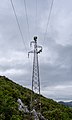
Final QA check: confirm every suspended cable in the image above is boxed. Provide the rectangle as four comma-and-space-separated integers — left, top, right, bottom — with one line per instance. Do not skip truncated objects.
34, 0, 38, 36
23, 0, 30, 40
36, 0, 37, 27
35, 0, 37, 35
10, 0, 27, 51
44, 0, 54, 41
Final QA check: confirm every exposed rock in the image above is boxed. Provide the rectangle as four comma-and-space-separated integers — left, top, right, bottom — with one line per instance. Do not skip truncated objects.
17, 98, 29, 113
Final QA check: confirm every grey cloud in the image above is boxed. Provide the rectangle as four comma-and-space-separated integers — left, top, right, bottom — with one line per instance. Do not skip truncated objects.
0, 0, 72, 101
40, 41, 72, 89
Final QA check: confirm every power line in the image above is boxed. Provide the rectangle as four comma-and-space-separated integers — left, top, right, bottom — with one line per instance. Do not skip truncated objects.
10, 0, 27, 51
35, 0, 37, 34
44, 0, 54, 41
23, 0, 30, 40
34, 0, 38, 35
36, 0, 37, 27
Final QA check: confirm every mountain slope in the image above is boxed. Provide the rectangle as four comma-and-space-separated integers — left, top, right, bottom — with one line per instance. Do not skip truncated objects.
59, 101, 72, 107
0, 76, 72, 120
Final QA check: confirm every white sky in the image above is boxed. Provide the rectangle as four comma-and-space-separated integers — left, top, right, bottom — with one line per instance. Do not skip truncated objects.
0, 0, 72, 101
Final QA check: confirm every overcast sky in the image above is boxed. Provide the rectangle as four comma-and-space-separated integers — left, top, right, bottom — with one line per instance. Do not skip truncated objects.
0, 0, 72, 101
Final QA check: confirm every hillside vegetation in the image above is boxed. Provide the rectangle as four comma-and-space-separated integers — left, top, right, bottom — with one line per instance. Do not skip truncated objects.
0, 76, 72, 120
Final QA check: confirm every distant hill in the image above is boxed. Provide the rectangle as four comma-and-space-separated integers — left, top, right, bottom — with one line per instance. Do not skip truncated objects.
0, 76, 72, 120
58, 101, 72, 107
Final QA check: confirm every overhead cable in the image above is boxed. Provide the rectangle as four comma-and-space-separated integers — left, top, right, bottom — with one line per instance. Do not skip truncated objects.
23, 0, 30, 40
36, 0, 37, 27
10, 0, 27, 51
35, 0, 37, 34
44, 0, 54, 41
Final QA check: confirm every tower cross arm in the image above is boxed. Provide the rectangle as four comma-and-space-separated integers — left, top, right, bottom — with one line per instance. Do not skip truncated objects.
28, 50, 34, 58
37, 46, 42, 54
30, 41, 35, 47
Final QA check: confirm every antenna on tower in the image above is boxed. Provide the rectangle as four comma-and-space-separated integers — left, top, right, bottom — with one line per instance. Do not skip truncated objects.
28, 36, 42, 113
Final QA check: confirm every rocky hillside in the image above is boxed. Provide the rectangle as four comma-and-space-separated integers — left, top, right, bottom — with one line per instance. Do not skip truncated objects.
0, 76, 72, 120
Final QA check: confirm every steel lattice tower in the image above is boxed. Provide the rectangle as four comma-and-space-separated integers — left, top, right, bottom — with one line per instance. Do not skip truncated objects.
28, 36, 42, 112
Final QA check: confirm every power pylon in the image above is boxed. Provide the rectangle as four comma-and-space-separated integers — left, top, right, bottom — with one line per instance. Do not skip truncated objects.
28, 36, 42, 113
